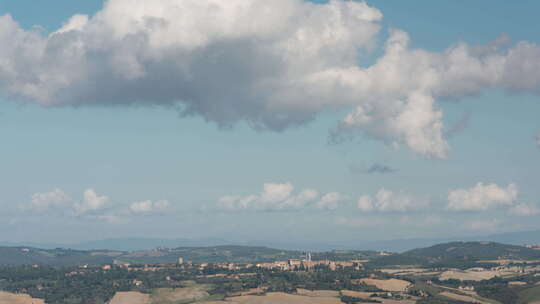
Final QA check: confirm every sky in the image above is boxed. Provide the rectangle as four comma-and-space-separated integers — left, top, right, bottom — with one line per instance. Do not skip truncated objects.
0, 0, 539, 245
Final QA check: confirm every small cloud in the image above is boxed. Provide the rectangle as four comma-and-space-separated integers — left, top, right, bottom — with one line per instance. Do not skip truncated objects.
536, 131, 540, 148
21, 188, 72, 212
356, 188, 429, 212
509, 203, 540, 216
130, 200, 170, 214
349, 163, 398, 175
218, 183, 320, 211
357, 195, 375, 212
22, 188, 112, 218
315, 192, 347, 210
73, 189, 110, 216
447, 183, 518, 211
218, 183, 346, 211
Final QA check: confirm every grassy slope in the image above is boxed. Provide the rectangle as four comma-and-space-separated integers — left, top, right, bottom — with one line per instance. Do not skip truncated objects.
369, 242, 540, 268
518, 285, 540, 304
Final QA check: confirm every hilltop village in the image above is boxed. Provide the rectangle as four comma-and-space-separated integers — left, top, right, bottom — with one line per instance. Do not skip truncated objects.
111, 253, 367, 273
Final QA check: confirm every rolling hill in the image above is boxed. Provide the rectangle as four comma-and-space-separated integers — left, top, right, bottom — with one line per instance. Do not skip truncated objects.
0, 247, 123, 266
0, 245, 376, 266
369, 241, 540, 268
405, 241, 540, 260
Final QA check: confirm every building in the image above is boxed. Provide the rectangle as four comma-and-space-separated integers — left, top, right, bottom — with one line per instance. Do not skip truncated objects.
288, 259, 302, 267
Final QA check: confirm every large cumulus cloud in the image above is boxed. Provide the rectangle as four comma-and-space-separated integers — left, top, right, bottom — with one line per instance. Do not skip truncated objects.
1, 0, 540, 157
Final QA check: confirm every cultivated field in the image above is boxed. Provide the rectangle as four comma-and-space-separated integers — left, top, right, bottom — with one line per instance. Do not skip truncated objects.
518, 286, 540, 303
227, 292, 343, 304
239, 288, 265, 296
340, 290, 374, 299
0, 291, 45, 304
379, 268, 440, 277
379, 268, 428, 275
109, 292, 150, 304
296, 289, 339, 297
439, 291, 485, 303
439, 270, 498, 281
357, 278, 412, 292
151, 286, 210, 304
369, 298, 416, 304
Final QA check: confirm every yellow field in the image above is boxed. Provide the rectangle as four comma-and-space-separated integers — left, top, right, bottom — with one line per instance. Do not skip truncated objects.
151, 286, 210, 303
0, 291, 45, 304
239, 288, 265, 296
227, 292, 342, 304
439, 270, 498, 281
369, 298, 416, 304
296, 289, 340, 297
340, 290, 374, 299
439, 291, 485, 303
358, 278, 412, 292
379, 268, 442, 277
109, 292, 150, 304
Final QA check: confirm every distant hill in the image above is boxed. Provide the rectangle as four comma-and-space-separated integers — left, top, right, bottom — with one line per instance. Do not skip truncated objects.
405, 241, 540, 260
4, 229, 540, 252
2, 240, 540, 267
369, 241, 540, 268
0, 245, 376, 266
0, 247, 123, 266
0, 237, 231, 252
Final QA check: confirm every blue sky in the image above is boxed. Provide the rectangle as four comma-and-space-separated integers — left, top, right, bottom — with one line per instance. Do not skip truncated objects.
0, 0, 539, 245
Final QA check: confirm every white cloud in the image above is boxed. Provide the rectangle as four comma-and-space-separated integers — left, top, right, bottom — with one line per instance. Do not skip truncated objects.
73, 189, 110, 215
21, 188, 172, 221
1, 1, 540, 158
447, 183, 518, 211
23, 188, 72, 212
22, 188, 112, 218
536, 131, 540, 148
509, 203, 540, 216
55, 14, 89, 34
315, 192, 346, 210
357, 195, 375, 212
218, 183, 324, 210
130, 200, 170, 214
356, 188, 428, 212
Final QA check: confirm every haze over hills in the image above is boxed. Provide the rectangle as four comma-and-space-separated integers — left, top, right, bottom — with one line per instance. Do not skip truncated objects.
3, 229, 540, 252
2, 241, 540, 268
